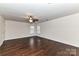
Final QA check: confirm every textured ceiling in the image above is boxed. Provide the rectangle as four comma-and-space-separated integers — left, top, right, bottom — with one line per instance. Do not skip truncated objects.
0, 3, 79, 23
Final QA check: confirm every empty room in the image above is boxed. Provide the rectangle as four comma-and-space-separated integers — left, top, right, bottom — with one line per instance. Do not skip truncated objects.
0, 0, 79, 56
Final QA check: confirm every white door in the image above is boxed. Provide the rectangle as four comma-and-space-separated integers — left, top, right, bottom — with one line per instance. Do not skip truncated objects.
0, 16, 5, 46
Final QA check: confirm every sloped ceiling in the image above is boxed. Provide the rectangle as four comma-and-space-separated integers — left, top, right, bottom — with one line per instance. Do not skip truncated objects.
0, 3, 79, 22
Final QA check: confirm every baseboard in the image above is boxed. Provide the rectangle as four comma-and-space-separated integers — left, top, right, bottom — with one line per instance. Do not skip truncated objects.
4, 36, 37, 41
37, 36, 79, 48
4, 35, 79, 48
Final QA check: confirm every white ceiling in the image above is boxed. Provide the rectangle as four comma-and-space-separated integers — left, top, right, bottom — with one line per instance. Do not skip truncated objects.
0, 3, 79, 23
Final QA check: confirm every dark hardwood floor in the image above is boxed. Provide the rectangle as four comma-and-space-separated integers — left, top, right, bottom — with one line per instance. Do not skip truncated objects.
0, 36, 79, 56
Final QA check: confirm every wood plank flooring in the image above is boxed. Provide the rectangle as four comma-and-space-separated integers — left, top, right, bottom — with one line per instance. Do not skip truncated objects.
0, 36, 79, 56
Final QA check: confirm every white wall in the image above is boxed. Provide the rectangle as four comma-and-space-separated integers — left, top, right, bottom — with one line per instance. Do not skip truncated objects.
39, 13, 79, 47
0, 16, 5, 46
5, 20, 30, 40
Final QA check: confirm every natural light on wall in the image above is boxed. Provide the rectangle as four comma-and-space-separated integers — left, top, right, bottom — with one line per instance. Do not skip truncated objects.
0, 0, 79, 3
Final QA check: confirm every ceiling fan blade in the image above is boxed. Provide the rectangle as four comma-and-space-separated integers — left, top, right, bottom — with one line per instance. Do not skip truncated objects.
33, 16, 38, 19
20, 16, 29, 19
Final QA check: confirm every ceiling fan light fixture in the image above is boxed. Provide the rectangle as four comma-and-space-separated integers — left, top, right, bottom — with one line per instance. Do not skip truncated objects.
29, 19, 33, 23
22, 14, 39, 23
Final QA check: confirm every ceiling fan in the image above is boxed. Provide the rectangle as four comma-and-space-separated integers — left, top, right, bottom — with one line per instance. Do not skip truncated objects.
21, 13, 39, 23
